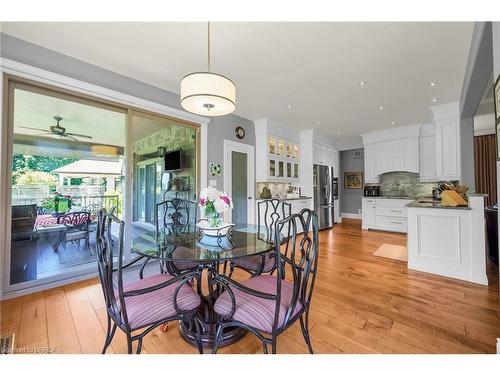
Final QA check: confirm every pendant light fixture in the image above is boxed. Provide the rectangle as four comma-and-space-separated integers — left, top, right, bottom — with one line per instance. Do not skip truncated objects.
180, 22, 236, 116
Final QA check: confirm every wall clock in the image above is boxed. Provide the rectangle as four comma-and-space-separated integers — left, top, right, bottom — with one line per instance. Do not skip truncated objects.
235, 126, 245, 139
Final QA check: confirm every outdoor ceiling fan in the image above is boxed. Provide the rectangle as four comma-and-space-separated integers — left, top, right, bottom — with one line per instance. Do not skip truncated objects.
18, 116, 93, 141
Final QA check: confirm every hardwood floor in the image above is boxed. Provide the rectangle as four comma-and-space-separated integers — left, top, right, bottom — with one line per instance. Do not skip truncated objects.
1, 218, 499, 354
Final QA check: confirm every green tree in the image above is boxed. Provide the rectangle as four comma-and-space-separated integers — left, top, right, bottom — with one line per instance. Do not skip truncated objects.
15, 170, 57, 189
12, 154, 77, 184
12, 154, 77, 173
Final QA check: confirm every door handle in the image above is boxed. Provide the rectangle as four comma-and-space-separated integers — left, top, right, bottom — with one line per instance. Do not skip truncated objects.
248, 197, 253, 200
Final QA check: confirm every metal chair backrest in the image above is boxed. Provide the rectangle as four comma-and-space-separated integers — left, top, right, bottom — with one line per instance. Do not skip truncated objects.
155, 198, 197, 235
273, 209, 319, 331
257, 199, 291, 242
95, 210, 130, 329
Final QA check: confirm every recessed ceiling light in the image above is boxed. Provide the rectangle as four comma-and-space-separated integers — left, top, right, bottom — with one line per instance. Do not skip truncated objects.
316, 121, 320, 125
358, 81, 367, 86
336, 130, 342, 135
378, 106, 384, 110
391, 121, 395, 125
288, 104, 293, 109
432, 98, 438, 103
430, 82, 437, 87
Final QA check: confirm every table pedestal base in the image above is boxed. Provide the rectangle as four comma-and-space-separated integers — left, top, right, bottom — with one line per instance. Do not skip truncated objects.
179, 320, 247, 349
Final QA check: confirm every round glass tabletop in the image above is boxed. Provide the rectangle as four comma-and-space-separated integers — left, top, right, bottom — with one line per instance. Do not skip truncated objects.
131, 224, 274, 263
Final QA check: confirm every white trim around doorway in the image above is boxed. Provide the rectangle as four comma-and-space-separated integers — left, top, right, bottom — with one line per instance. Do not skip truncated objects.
223, 140, 255, 225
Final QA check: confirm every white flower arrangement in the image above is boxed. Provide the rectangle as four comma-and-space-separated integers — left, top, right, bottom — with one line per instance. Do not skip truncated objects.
198, 187, 233, 227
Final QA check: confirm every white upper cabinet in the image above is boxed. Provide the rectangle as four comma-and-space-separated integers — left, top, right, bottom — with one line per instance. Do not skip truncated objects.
364, 143, 379, 183
420, 136, 437, 181
255, 118, 301, 182
362, 124, 421, 182
435, 119, 461, 180
419, 123, 437, 182
431, 102, 461, 181
313, 142, 337, 168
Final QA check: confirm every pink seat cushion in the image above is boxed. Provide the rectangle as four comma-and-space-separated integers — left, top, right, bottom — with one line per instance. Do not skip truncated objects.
232, 253, 275, 273
214, 275, 303, 333
121, 274, 200, 330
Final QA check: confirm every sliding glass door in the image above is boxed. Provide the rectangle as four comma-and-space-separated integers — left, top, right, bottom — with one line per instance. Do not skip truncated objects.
129, 111, 199, 238
2, 78, 200, 294
5, 80, 127, 288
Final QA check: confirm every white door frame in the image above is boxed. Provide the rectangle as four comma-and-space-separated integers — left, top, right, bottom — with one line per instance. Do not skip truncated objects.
223, 140, 255, 225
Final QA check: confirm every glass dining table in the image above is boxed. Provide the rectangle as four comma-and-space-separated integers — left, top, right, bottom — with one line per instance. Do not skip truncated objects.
131, 223, 275, 348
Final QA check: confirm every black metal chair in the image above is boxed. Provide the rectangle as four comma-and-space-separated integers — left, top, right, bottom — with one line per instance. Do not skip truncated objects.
212, 208, 319, 354
96, 209, 203, 354
141, 198, 199, 276
228, 199, 291, 277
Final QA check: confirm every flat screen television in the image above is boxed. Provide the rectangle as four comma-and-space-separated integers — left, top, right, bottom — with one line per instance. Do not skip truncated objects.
164, 149, 182, 172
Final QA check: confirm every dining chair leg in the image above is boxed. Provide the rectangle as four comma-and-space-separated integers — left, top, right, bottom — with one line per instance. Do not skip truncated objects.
102, 317, 116, 354
212, 324, 223, 354
126, 333, 133, 354
192, 317, 204, 354
262, 342, 268, 354
300, 313, 314, 354
271, 339, 277, 354
136, 337, 143, 354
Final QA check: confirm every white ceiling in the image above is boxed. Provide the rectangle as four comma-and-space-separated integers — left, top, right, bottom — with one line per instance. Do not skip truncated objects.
13, 87, 194, 148
13, 88, 126, 146
2, 22, 475, 141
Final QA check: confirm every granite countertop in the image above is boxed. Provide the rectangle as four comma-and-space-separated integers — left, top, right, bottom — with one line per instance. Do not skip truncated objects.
256, 196, 312, 201
406, 201, 471, 210
363, 196, 417, 200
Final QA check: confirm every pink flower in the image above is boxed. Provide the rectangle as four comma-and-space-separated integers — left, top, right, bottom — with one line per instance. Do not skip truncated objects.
199, 198, 206, 206
220, 195, 231, 205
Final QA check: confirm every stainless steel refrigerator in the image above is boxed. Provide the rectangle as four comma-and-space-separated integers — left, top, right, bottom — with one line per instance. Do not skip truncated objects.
313, 164, 334, 230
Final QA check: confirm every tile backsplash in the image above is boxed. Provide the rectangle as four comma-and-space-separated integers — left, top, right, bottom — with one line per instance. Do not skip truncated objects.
379, 172, 435, 198
256, 182, 296, 199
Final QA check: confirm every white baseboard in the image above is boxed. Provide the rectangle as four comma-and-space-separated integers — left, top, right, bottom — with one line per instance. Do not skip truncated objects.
341, 212, 362, 220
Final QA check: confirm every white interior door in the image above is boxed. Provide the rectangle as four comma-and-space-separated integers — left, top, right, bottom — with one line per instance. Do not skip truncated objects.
223, 140, 255, 225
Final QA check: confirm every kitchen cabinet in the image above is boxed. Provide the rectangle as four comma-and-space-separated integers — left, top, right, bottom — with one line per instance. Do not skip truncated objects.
364, 144, 379, 183
263, 134, 300, 181
362, 198, 376, 228
419, 135, 437, 182
313, 142, 337, 168
435, 119, 461, 181
362, 198, 413, 233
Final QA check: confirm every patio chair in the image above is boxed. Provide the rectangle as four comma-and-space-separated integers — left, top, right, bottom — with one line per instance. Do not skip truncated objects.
57, 211, 91, 249
96, 210, 203, 354
212, 209, 319, 354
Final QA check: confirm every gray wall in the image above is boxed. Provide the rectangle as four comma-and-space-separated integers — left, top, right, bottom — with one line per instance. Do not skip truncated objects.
0, 32, 255, 189
459, 22, 493, 191
339, 148, 364, 215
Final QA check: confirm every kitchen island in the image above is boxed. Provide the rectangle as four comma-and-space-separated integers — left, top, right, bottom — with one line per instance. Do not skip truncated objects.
406, 194, 488, 285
